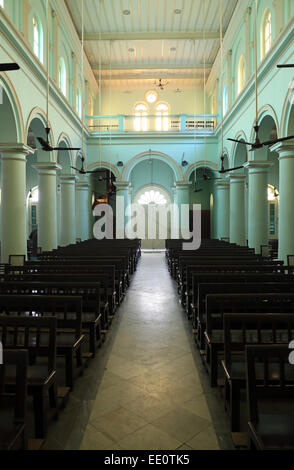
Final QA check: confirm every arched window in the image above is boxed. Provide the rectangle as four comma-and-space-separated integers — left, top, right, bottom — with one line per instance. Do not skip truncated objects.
155, 102, 169, 131
33, 16, 43, 63
261, 10, 272, 59
76, 89, 82, 118
58, 58, 67, 96
223, 86, 228, 115
138, 190, 167, 206
264, 11, 272, 54
237, 55, 245, 94
134, 102, 148, 131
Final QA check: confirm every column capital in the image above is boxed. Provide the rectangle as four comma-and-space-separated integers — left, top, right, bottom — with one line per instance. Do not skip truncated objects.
244, 161, 273, 173
32, 162, 62, 175
215, 178, 230, 189
229, 174, 247, 183
0, 143, 35, 158
270, 139, 294, 156
115, 181, 130, 190
59, 174, 78, 184
175, 181, 192, 190
76, 182, 90, 190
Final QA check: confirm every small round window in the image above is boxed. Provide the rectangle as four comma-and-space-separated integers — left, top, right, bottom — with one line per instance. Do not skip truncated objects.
145, 90, 158, 104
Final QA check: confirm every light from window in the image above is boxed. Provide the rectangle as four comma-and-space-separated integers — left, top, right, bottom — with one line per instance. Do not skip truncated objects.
138, 190, 167, 205
58, 58, 67, 96
156, 103, 169, 131
265, 12, 272, 54
76, 89, 82, 118
0, 0, 4, 8
134, 103, 148, 131
223, 86, 228, 115
145, 90, 158, 104
33, 16, 43, 62
238, 56, 245, 94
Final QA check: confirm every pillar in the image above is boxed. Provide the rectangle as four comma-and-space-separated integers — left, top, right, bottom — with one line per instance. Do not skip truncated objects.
0, 144, 34, 263
270, 141, 294, 262
76, 179, 90, 241
32, 162, 61, 252
175, 182, 192, 237
115, 181, 130, 239
59, 175, 77, 246
245, 161, 272, 254
215, 178, 230, 240
229, 175, 246, 246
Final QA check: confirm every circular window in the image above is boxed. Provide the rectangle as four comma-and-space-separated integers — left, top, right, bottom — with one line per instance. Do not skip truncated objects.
145, 90, 158, 104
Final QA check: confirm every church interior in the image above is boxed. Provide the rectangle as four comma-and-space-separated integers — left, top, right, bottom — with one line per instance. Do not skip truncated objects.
0, 0, 294, 453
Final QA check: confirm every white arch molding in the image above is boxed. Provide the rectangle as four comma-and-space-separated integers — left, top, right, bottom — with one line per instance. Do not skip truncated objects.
0, 73, 25, 143
122, 150, 183, 182
87, 161, 121, 180
231, 130, 249, 167
184, 161, 218, 181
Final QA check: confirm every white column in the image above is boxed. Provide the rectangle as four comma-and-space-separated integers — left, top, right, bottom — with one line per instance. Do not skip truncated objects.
175, 181, 192, 237
270, 141, 294, 262
215, 178, 230, 240
115, 181, 130, 239
59, 175, 77, 246
229, 175, 246, 246
32, 162, 61, 252
0, 144, 34, 263
244, 161, 272, 254
76, 179, 90, 241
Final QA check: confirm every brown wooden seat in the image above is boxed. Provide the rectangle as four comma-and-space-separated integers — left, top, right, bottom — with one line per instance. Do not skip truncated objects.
246, 344, 294, 450
0, 316, 57, 439
0, 295, 84, 390
221, 313, 294, 432
0, 349, 28, 450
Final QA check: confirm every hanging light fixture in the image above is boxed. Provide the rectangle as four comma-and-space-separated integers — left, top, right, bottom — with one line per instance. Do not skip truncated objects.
154, 78, 169, 90
27, 127, 37, 149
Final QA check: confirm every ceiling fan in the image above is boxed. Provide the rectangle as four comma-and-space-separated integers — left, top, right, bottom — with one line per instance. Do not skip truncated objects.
37, 129, 81, 152
219, 153, 244, 174
70, 155, 108, 174
277, 64, 294, 68
154, 78, 168, 90
226, 0, 294, 156
0, 63, 20, 72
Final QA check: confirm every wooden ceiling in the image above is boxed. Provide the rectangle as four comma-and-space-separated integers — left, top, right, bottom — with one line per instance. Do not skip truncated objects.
65, 0, 238, 89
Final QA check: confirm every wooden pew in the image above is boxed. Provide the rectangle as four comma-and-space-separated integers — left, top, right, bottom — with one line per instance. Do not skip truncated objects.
3, 270, 116, 318
246, 344, 294, 450
195, 282, 294, 350
221, 313, 294, 433
204, 293, 294, 386
0, 349, 28, 450
0, 295, 84, 390
0, 316, 57, 439
0, 282, 102, 355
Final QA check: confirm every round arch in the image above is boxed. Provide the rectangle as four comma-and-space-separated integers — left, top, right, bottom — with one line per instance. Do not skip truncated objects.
184, 161, 218, 181
0, 73, 25, 143
280, 77, 294, 136
25, 107, 55, 147
231, 130, 249, 167
87, 161, 121, 180
122, 150, 183, 182
249, 105, 280, 142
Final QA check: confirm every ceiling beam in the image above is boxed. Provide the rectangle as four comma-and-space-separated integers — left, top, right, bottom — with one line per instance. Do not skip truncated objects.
91, 63, 213, 71
97, 73, 207, 80
82, 30, 222, 41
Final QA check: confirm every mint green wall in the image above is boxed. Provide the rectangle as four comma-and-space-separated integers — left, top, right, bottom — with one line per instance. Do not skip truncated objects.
100, 88, 212, 116
131, 159, 174, 198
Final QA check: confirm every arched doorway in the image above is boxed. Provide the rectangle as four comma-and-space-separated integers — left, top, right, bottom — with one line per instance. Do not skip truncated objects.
134, 184, 172, 250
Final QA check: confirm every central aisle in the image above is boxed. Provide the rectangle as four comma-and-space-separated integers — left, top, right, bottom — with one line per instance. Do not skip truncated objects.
78, 253, 231, 450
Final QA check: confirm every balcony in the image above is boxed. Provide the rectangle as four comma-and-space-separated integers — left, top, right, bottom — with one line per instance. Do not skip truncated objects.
87, 114, 218, 135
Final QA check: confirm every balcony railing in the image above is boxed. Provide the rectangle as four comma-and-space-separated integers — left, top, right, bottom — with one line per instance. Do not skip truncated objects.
87, 114, 218, 134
